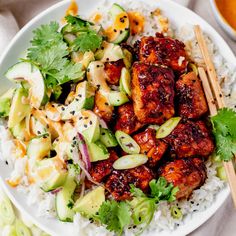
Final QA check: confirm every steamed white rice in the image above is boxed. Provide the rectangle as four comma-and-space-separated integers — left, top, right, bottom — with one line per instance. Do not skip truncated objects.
0, 0, 235, 235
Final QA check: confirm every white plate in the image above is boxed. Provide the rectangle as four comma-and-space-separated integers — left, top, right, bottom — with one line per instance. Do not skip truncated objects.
0, 0, 234, 235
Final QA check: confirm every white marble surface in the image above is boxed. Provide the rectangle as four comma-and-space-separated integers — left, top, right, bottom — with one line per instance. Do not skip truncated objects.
0, 0, 235, 235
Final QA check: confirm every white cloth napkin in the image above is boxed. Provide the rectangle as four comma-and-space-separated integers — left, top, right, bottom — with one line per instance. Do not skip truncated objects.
0, 0, 236, 236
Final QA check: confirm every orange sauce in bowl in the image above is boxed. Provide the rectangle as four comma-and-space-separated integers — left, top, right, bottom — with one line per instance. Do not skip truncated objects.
215, 0, 236, 30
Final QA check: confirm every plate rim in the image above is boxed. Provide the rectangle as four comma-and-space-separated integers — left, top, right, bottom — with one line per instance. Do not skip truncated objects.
0, 0, 234, 235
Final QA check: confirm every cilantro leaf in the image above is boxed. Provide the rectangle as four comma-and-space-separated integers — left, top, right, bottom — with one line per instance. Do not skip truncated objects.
73, 30, 103, 52
149, 177, 178, 202
98, 200, 131, 235
65, 15, 93, 29
211, 108, 236, 161
130, 184, 146, 197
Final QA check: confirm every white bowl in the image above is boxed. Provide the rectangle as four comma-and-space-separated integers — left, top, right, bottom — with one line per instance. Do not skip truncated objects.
210, 0, 236, 41
0, 0, 235, 235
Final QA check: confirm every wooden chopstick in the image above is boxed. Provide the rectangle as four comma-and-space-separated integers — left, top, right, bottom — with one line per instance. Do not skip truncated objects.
194, 25, 236, 207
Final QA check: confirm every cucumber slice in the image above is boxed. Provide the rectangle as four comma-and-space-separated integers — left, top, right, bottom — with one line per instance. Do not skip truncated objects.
156, 117, 181, 139
108, 3, 130, 44
113, 154, 148, 170
2, 225, 17, 236
15, 219, 31, 236
100, 128, 118, 147
27, 134, 51, 160
63, 33, 76, 45
119, 67, 131, 96
108, 91, 129, 106
73, 186, 105, 216
0, 197, 15, 225
8, 87, 31, 129
56, 175, 76, 222
74, 110, 100, 143
115, 130, 140, 154
87, 141, 109, 162
62, 81, 95, 120
36, 157, 68, 192
72, 51, 95, 69
5, 62, 48, 109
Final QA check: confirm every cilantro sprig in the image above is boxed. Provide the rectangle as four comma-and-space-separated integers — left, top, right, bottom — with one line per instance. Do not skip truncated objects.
97, 177, 178, 235
27, 22, 84, 87
211, 108, 236, 161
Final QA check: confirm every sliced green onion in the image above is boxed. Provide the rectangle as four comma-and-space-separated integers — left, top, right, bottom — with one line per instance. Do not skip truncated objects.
148, 125, 160, 131
115, 130, 140, 154
216, 166, 227, 181
15, 219, 32, 236
113, 154, 148, 170
171, 206, 182, 219
131, 198, 156, 230
156, 117, 181, 139
0, 197, 15, 226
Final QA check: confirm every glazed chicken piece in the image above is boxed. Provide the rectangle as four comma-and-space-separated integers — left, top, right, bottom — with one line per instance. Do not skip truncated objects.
158, 158, 207, 199
115, 103, 144, 134
132, 62, 175, 124
176, 72, 208, 119
133, 128, 168, 167
105, 165, 154, 201
89, 150, 118, 183
165, 120, 214, 158
136, 33, 188, 73
104, 59, 125, 85
93, 91, 114, 123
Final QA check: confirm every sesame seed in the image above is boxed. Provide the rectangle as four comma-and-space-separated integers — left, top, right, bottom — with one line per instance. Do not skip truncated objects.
120, 30, 123, 34
70, 111, 75, 115
114, 29, 117, 32
84, 124, 88, 128
5, 161, 8, 165
78, 94, 82, 98
61, 107, 65, 111
79, 117, 83, 120
97, 65, 100, 68
89, 121, 92, 125
84, 117, 89, 120
75, 98, 79, 101
105, 102, 109, 106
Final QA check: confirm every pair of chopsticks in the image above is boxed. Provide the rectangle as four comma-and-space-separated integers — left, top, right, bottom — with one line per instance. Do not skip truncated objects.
194, 25, 236, 207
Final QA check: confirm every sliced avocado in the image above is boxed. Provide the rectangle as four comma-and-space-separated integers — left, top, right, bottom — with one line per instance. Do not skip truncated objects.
27, 133, 51, 160
100, 128, 118, 147
87, 141, 109, 162
8, 87, 31, 129
74, 110, 100, 143
72, 51, 95, 69
0, 88, 15, 117
108, 91, 129, 106
5, 62, 48, 109
95, 42, 124, 62
62, 81, 95, 120
108, 3, 130, 44
56, 174, 76, 222
38, 157, 68, 192
73, 186, 105, 216
10, 119, 26, 141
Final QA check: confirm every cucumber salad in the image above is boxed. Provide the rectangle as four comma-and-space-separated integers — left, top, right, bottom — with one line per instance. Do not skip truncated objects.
1, 1, 236, 236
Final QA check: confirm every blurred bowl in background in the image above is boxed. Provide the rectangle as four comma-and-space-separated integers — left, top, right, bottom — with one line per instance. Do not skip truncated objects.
210, 0, 236, 41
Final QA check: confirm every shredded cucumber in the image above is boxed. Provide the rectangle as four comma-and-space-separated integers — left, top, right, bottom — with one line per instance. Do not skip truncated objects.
170, 206, 182, 219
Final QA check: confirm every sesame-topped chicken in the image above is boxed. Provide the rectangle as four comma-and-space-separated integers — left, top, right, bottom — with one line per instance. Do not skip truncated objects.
135, 33, 188, 73
115, 103, 144, 134
105, 165, 154, 201
133, 128, 168, 167
176, 72, 208, 119
104, 59, 125, 85
165, 120, 215, 159
89, 150, 118, 183
131, 62, 175, 124
158, 158, 207, 199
